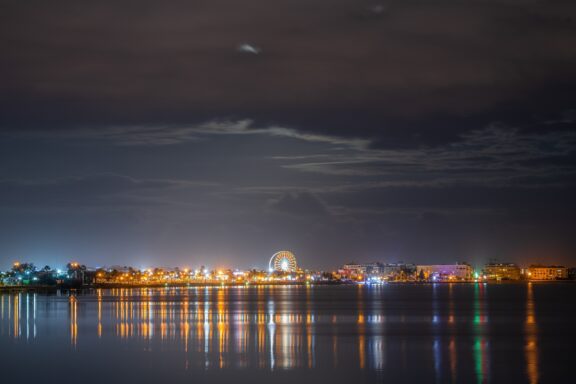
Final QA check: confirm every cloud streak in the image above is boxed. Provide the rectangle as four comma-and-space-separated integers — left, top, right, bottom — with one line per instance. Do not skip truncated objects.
280, 124, 576, 188
3, 119, 370, 149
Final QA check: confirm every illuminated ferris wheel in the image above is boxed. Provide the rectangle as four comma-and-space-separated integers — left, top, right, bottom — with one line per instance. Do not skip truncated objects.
269, 251, 298, 272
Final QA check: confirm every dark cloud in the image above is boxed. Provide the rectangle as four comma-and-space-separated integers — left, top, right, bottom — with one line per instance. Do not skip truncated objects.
281, 125, 576, 189
2, 0, 576, 143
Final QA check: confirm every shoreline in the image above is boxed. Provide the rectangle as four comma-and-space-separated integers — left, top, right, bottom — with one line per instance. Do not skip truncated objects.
1, 279, 573, 293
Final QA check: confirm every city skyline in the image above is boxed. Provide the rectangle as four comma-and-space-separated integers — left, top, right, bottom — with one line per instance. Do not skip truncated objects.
1, 250, 575, 273
2, 256, 573, 290
2, 254, 573, 276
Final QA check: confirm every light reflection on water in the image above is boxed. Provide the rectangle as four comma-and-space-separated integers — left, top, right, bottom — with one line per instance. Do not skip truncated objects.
0, 284, 573, 383
525, 283, 538, 384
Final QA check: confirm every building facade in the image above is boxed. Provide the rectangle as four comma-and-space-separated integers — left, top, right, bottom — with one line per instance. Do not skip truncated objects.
483, 263, 521, 281
527, 265, 568, 280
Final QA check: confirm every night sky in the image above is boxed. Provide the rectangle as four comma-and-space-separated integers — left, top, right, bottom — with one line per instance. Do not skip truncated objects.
1, 0, 575, 270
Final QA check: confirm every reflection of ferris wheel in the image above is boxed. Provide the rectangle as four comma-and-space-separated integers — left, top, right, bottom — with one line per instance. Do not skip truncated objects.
269, 251, 298, 272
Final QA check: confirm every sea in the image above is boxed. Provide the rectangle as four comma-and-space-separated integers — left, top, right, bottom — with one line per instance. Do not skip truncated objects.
0, 283, 574, 383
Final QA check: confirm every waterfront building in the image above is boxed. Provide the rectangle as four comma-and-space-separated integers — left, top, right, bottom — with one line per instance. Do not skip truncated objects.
483, 262, 521, 281
339, 262, 383, 280
339, 262, 417, 281
361, 262, 384, 276
340, 263, 366, 277
340, 263, 366, 279
527, 265, 568, 280
416, 263, 473, 281
381, 263, 417, 281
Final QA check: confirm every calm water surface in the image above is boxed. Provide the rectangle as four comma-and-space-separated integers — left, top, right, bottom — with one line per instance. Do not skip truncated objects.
0, 283, 574, 383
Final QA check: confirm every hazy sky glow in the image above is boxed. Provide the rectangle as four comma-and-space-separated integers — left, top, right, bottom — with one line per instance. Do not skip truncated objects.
1, 0, 575, 270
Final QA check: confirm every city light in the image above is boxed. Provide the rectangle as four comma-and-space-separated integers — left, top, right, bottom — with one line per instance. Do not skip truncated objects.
0, 253, 573, 289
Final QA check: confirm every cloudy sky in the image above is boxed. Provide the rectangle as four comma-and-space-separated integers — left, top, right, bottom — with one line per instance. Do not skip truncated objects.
0, 0, 575, 270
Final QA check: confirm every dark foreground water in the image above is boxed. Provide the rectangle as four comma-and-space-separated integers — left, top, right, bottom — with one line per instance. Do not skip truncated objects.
0, 283, 574, 383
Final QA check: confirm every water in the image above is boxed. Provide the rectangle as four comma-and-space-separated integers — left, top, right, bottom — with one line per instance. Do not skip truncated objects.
0, 283, 574, 383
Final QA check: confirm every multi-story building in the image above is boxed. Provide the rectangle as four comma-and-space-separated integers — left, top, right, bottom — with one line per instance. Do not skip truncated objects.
339, 262, 385, 279
381, 263, 417, 280
340, 262, 417, 281
340, 263, 366, 279
527, 265, 568, 280
416, 263, 473, 281
483, 263, 521, 281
